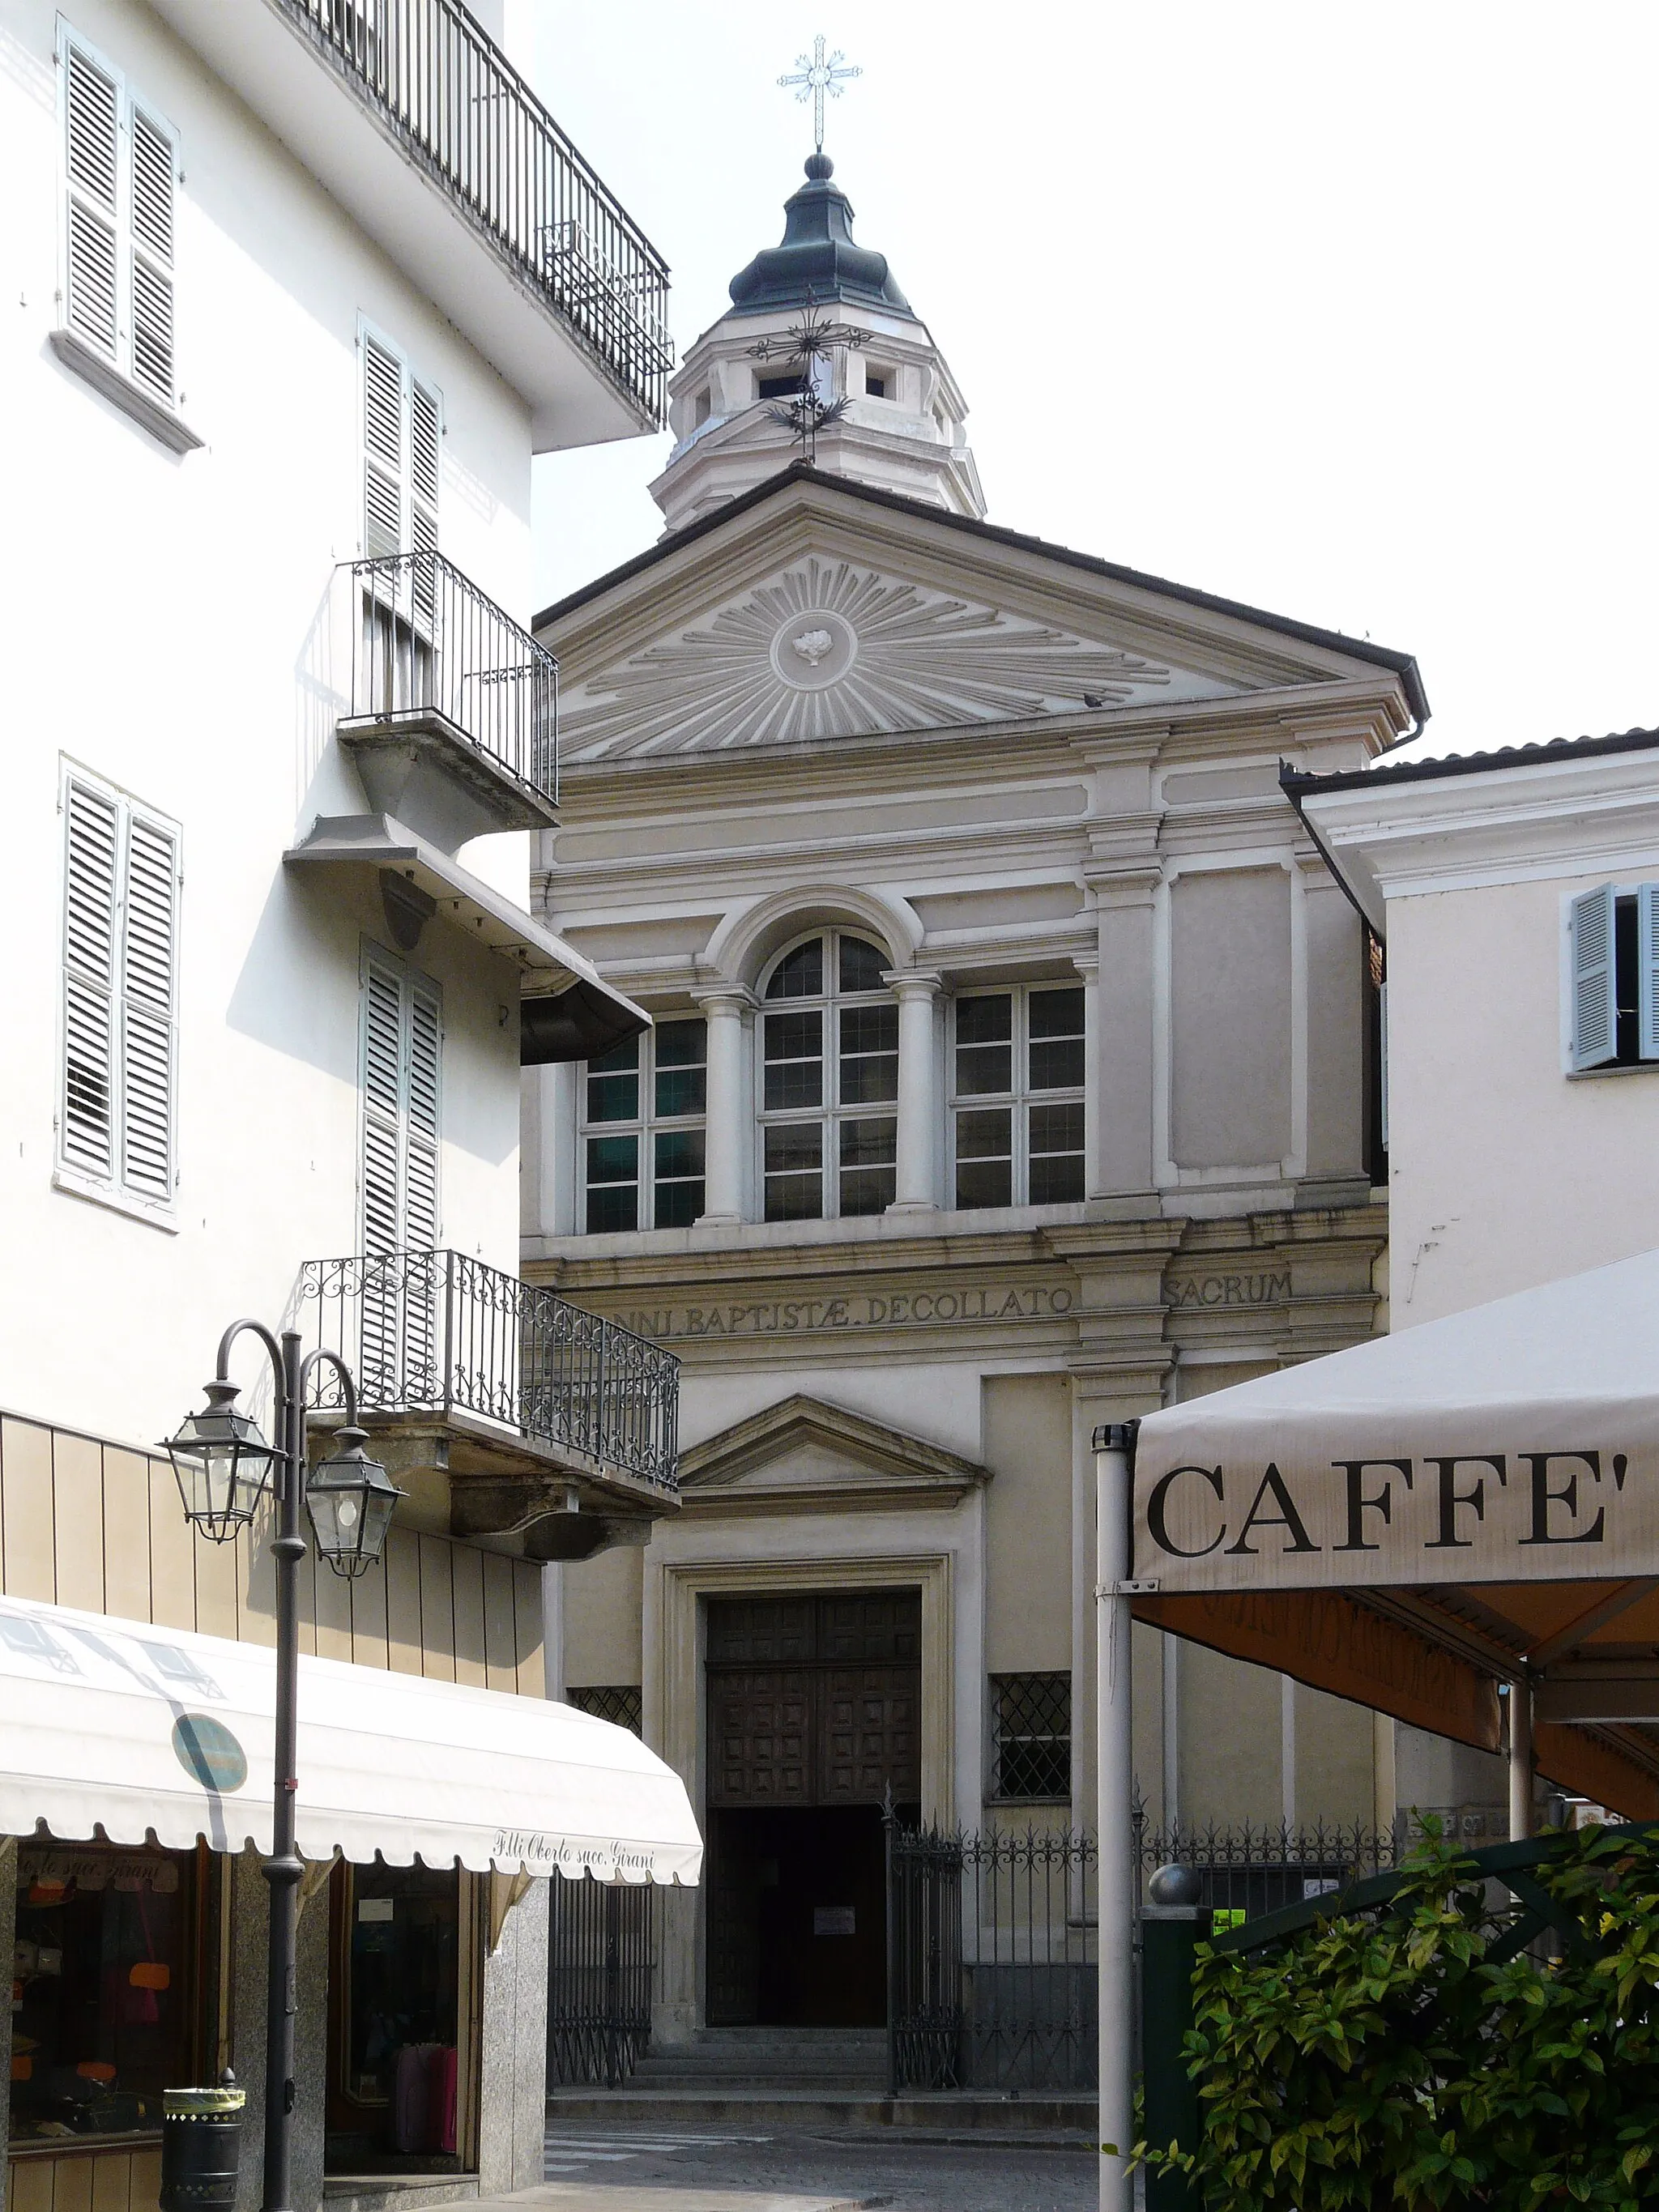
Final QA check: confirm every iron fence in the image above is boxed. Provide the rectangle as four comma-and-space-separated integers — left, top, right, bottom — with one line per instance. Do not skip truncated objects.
347, 551, 559, 804
301, 1249, 679, 1494
887, 1822, 1098, 2095
285, 0, 671, 420
886, 1813, 1400, 2095
1136, 1815, 1399, 1923
547, 1876, 655, 2087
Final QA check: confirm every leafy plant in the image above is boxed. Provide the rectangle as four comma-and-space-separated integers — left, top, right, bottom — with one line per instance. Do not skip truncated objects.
1138, 1822, 1659, 2211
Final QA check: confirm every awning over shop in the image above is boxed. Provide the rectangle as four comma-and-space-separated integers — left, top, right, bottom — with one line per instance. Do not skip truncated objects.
0, 1594, 701, 1885
1132, 1249, 1659, 1816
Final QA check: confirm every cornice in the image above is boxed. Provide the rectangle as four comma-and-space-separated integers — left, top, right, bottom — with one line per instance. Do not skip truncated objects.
1301, 750, 1659, 931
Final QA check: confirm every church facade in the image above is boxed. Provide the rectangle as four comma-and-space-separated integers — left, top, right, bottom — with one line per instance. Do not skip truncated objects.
523, 158, 1419, 2040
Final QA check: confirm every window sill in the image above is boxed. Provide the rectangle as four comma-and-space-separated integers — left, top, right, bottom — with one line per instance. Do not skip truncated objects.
49, 330, 203, 455
1566, 1059, 1659, 1081
53, 1166, 179, 1234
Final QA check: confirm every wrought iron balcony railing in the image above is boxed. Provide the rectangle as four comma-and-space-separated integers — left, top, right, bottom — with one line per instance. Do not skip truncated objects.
347, 552, 559, 807
286, 0, 672, 421
301, 1250, 679, 1496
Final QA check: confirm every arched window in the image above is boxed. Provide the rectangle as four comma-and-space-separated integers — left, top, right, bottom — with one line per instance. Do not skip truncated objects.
759, 932, 897, 1221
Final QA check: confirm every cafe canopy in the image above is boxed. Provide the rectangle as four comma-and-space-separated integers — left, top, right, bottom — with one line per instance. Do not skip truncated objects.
1131, 1247, 1659, 1818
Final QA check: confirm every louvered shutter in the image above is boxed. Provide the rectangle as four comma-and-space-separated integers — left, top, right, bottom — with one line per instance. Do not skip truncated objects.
120, 812, 178, 1199
400, 980, 442, 1392
408, 377, 440, 625
62, 781, 120, 1178
362, 333, 405, 560
1378, 978, 1388, 1154
64, 41, 119, 359
360, 956, 406, 1399
1638, 884, 1659, 1063
127, 105, 176, 403
404, 982, 441, 1252
1570, 884, 1618, 1070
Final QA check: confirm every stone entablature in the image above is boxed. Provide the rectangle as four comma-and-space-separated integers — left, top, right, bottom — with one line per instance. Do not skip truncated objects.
525, 1206, 1384, 1379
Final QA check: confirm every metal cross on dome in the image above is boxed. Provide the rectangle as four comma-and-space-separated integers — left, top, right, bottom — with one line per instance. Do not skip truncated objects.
778, 34, 860, 155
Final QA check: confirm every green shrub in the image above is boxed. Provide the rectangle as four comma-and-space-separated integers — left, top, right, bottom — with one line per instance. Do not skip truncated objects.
1142, 1823, 1659, 2211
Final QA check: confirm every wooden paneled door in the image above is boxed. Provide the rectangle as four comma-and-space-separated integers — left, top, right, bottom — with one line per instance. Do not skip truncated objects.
705, 1591, 921, 2026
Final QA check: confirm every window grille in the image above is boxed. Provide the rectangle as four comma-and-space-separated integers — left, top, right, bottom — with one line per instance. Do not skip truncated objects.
581, 1018, 706, 1232
568, 1685, 642, 1735
989, 1671, 1071, 1802
952, 987, 1085, 1209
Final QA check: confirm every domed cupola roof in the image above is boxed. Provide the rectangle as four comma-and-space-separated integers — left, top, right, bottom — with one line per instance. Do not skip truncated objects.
727, 155, 915, 318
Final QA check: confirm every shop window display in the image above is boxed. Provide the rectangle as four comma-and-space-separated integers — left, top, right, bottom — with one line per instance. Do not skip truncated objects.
326, 1860, 469, 2175
9, 1844, 198, 2148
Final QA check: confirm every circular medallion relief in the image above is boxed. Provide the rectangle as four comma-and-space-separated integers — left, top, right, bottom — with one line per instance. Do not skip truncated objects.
769, 609, 858, 692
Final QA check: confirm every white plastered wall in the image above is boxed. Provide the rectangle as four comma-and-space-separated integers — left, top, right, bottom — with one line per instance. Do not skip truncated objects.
0, 0, 533, 1450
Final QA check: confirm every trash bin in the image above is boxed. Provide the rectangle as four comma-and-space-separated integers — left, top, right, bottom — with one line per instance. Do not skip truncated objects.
159, 2071, 245, 2212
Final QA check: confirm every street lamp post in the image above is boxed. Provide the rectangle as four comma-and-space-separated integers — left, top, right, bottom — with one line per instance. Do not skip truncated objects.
165, 1322, 402, 2212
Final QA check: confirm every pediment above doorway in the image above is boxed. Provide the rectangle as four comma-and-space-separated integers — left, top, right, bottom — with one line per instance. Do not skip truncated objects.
677, 1393, 989, 1517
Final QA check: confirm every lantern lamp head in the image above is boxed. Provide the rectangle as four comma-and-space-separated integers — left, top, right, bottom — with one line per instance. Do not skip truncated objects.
164, 1380, 278, 1543
305, 1426, 402, 1579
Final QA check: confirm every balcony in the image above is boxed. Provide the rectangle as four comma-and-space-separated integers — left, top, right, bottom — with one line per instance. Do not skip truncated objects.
301, 1250, 678, 1558
338, 552, 559, 846
147, 0, 672, 445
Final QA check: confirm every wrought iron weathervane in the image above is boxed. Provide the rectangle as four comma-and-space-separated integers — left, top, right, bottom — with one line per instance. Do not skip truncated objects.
749, 291, 866, 462
778, 33, 860, 155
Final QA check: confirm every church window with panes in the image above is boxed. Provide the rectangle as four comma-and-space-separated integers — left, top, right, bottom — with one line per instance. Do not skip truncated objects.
760, 934, 897, 1221
951, 986, 1086, 1208
582, 1019, 707, 1230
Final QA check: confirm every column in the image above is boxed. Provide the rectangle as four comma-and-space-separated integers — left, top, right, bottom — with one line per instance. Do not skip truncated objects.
1073, 953, 1102, 1197
888, 969, 943, 1213
696, 987, 753, 1225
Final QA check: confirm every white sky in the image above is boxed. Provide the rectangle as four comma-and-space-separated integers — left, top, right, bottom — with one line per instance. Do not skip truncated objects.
525, 1, 1659, 760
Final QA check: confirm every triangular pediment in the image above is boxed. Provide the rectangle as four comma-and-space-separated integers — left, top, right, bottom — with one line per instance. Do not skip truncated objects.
677, 1393, 989, 1517
541, 471, 1421, 765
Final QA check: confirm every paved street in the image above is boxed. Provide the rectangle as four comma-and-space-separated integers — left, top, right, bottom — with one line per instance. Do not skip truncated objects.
539, 2125, 1099, 2212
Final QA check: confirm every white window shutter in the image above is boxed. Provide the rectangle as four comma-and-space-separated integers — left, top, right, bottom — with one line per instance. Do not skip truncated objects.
361, 957, 405, 1253
1378, 977, 1388, 1153
1570, 883, 1618, 1070
119, 812, 179, 1200
127, 106, 177, 403
404, 982, 441, 1252
362, 333, 405, 560
62, 780, 120, 1178
64, 41, 120, 358
1639, 884, 1659, 1063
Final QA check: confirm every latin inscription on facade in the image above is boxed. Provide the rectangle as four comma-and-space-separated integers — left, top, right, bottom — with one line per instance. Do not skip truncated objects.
1164, 1271, 1290, 1310
607, 1283, 1076, 1341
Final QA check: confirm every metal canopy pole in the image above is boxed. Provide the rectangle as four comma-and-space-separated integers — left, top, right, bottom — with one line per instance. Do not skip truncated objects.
1094, 1421, 1138, 2212
1508, 1673, 1534, 1843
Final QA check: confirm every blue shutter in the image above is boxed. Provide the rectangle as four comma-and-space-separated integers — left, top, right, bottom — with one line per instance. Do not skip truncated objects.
1639, 884, 1659, 1063
1570, 884, 1617, 1070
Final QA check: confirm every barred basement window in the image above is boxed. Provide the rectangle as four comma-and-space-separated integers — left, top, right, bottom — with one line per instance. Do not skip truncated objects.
989, 1672, 1071, 1802
568, 1685, 642, 1736
582, 1018, 707, 1231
